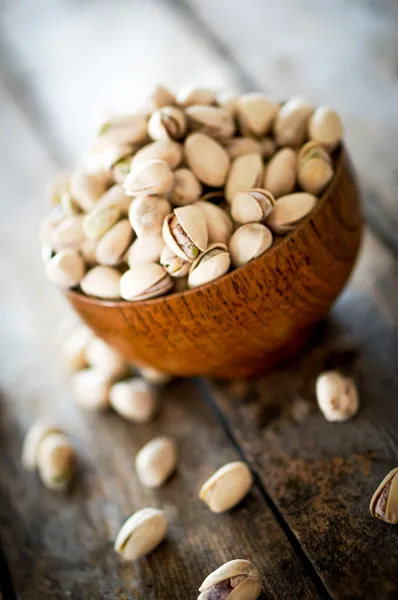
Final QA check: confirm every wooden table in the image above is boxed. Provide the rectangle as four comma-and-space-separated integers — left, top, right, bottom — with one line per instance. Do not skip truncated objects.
1, 1, 397, 598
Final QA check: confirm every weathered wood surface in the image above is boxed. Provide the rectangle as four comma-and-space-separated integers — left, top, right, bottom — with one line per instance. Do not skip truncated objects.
1, 0, 398, 598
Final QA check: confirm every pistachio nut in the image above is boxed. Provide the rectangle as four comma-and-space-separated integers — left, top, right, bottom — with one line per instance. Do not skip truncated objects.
231, 188, 275, 224
131, 139, 182, 171
228, 224, 273, 268
123, 159, 174, 197
80, 265, 122, 299
61, 193, 81, 216
109, 378, 158, 422
146, 84, 176, 110
135, 437, 177, 488
195, 201, 233, 246
315, 370, 359, 422
160, 245, 190, 277
186, 105, 235, 140
86, 337, 129, 381
61, 325, 93, 372
162, 205, 208, 262
80, 238, 98, 266
126, 234, 165, 266
298, 143, 334, 195
237, 92, 279, 137
129, 195, 171, 237
22, 419, 63, 470
71, 367, 111, 411
46, 172, 71, 205
188, 243, 230, 289
171, 168, 202, 206
120, 263, 173, 301
266, 192, 317, 234
114, 508, 167, 561
199, 461, 253, 513
70, 168, 110, 212
225, 137, 263, 160
40, 205, 65, 245
177, 86, 216, 107
95, 219, 133, 266
370, 467, 398, 525
37, 432, 76, 491
298, 140, 331, 164
46, 249, 85, 288
83, 204, 121, 240
308, 106, 344, 150
198, 559, 262, 600
173, 276, 189, 293
140, 366, 173, 385
225, 153, 263, 203
83, 143, 133, 174
273, 96, 313, 147
96, 184, 132, 216
261, 137, 276, 159
51, 215, 85, 252
184, 133, 230, 187
215, 91, 238, 116
112, 157, 132, 184
96, 113, 148, 147
263, 148, 297, 199
148, 106, 187, 141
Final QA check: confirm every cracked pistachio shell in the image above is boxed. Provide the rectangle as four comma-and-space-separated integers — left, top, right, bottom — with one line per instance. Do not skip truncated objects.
80, 266, 122, 299
237, 93, 279, 137
177, 86, 216, 107
273, 96, 313, 146
129, 195, 171, 237
61, 325, 93, 372
263, 148, 297, 199
316, 371, 359, 422
195, 201, 233, 246
96, 219, 134, 266
199, 461, 253, 513
51, 215, 85, 251
46, 249, 85, 288
37, 432, 76, 491
96, 113, 148, 146
126, 234, 165, 266
266, 192, 317, 234
46, 172, 71, 205
228, 224, 273, 268
114, 508, 167, 561
80, 238, 98, 266
96, 184, 132, 216
226, 153, 263, 204
22, 419, 64, 470
148, 106, 187, 141
370, 467, 398, 524
71, 367, 111, 411
162, 205, 208, 262
70, 168, 110, 212
120, 263, 173, 301
110, 378, 158, 422
83, 204, 121, 240
83, 143, 133, 173
298, 140, 331, 165
171, 168, 202, 206
135, 437, 177, 488
231, 189, 275, 224
188, 243, 230, 289
298, 155, 334, 195
131, 140, 182, 171
123, 159, 174, 197
146, 84, 176, 110
86, 337, 129, 381
198, 559, 262, 600
186, 105, 235, 140
225, 137, 263, 159
140, 366, 173, 385
160, 245, 190, 277
308, 106, 344, 150
185, 133, 230, 187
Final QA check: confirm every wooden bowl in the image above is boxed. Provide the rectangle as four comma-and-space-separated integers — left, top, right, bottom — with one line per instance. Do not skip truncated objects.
67, 147, 362, 379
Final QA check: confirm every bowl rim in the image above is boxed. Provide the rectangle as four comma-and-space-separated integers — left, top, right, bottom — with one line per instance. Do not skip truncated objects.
68, 144, 345, 308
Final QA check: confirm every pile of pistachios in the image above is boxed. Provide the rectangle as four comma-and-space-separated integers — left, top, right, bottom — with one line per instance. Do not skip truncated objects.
41, 85, 344, 300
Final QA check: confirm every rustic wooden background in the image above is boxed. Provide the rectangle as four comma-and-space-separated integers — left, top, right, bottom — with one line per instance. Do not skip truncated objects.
1, 1, 398, 598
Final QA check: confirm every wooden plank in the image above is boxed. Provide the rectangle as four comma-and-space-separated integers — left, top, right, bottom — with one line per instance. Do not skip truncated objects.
208, 230, 398, 598
183, 0, 398, 252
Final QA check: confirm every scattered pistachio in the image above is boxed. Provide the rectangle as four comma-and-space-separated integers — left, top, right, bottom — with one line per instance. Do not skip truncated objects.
71, 367, 111, 411
129, 195, 171, 237
86, 337, 129, 381
80, 266, 122, 299
370, 467, 398, 525
266, 192, 317, 234
308, 106, 344, 150
199, 461, 253, 513
231, 189, 275, 224
61, 325, 93, 372
160, 245, 190, 277
135, 437, 177, 488
96, 219, 134, 266
316, 371, 359, 422
120, 263, 173, 301
37, 432, 76, 491
198, 559, 262, 600
188, 243, 230, 289
263, 148, 297, 198
273, 96, 313, 146
185, 133, 230, 187
21, 419, 63, 470
163, 205, 208, 262
124, 159, 174, 197
148, 106, 187, 141
229, 224, 273, 268
114, 508, 167, 561
126, 234, 165, 266
140, 366, 173, 385
225, 153, 263, 203
171, 168, 202, 206
110, 378, 158, 422
45, 249, 85, 289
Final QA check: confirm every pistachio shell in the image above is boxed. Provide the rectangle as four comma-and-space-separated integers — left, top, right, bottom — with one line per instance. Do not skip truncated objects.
95, 219, 133, 266
140, 366, 173, 385
146, 84, 176, 110
160, 246, 190, 277
185, 105, 235, 140
225, 153, 263, 203
177, 86, 216, 107
123, 159, 174, 196
70, 168, 110, 212
263, 148, 297, 198
83, 204, 121, 240
228, 224, 273, 268
114, 508, 167, 561
195, 201, 233, 245
266, 192, 317, 234
46, 172, 71, 205
135, 437, 177, 488
80, 266, 122, 299
316, 371, 359, 422
162, 205, 208, 262
86, 337, 129, 380
198, 559, 262, 600
148, 106, 186, 141
188, 243, 231, 288
131, 140, 182, 171
370, 467, 398, 524
40, 206, 65, 245
184, 133, 230, 187
37, 433, 76, 491
225, 137, 263, 159
71, 368, 111, 410
308, 106, 344, 150
120, 263, 173, 301
80, 238, 98, 266
129, 195, 171, 237
298, 156, 334, 195
199, 461, 253, 513
171, 168, 202, 206
46, 250, 85, 288
215, 91, 239, 115
60, 194, 80, 216
126, 234, 165, 266
237, 93, 279, 136
83, 144, 132, 173
109, 378, 158, 422
96, 114, 148, 146
298, 140, 331, 164
231, 189, 275, 224
273, 96, 313, 146
112, 157, 132, 184
51, 215, 85, 251
22, 419, 63, 470
96, 184, 132, 216
61, 325, 93, 372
